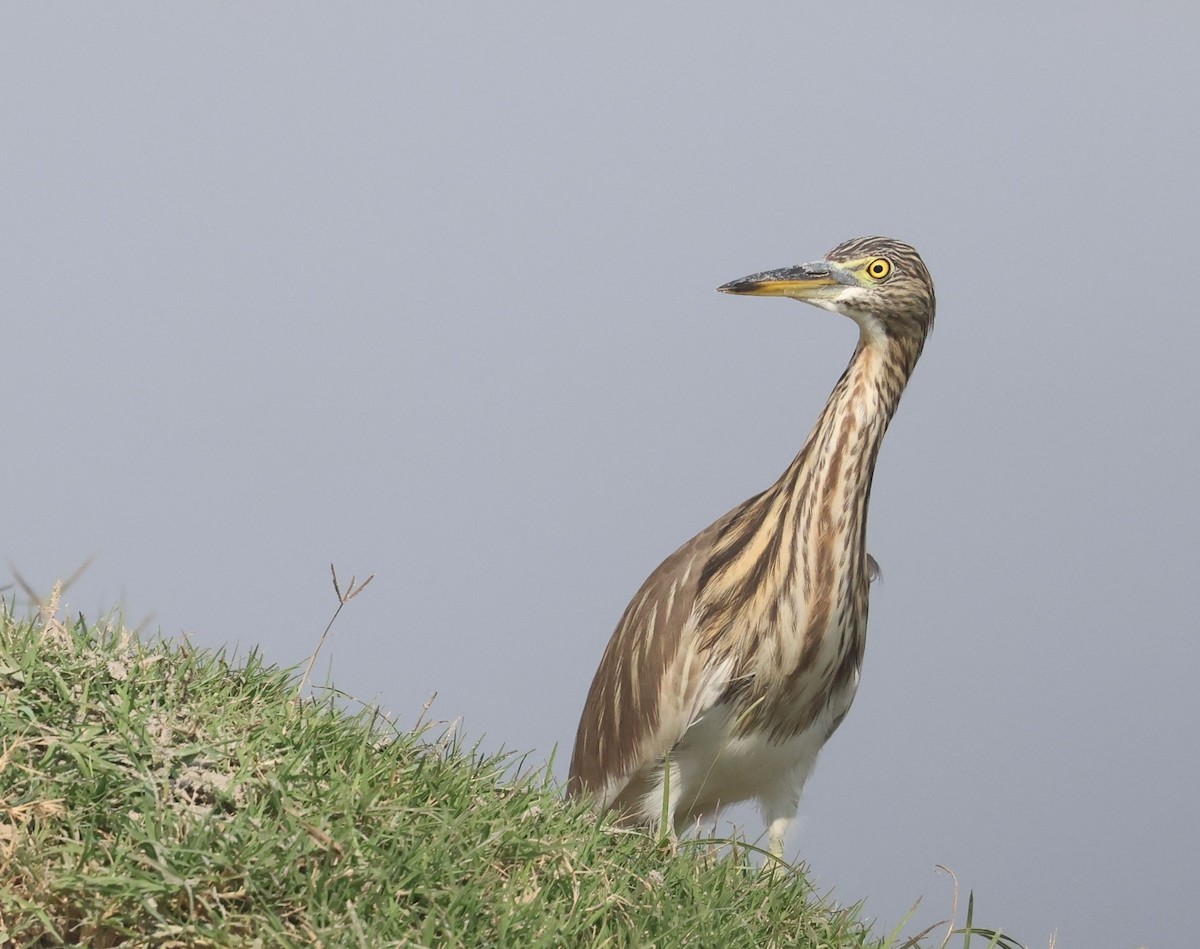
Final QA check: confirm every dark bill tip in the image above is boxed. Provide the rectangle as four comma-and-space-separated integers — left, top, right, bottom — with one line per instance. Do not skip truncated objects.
716, 278, 766, 294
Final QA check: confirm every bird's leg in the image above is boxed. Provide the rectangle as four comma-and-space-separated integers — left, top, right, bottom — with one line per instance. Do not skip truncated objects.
760, 783, 801, 862
766, 816, 791, 861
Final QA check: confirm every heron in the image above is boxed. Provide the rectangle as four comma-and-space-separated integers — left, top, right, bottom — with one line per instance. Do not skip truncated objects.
567, 236, 935, 857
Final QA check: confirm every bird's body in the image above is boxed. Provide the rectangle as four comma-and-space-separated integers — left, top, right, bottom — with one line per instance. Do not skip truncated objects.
567, 237, 935, 855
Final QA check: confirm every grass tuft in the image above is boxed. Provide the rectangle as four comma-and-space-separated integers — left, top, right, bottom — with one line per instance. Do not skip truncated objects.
0, 594, 1019, 947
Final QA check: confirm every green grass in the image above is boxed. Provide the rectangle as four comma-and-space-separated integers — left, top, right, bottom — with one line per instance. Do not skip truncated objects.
0, 594, 1024, 948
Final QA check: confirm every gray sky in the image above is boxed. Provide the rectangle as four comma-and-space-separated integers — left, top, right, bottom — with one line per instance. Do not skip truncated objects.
5, 5, 1198, 946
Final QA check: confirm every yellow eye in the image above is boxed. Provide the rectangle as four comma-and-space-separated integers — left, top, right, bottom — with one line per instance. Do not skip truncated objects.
865, 258, 892, 280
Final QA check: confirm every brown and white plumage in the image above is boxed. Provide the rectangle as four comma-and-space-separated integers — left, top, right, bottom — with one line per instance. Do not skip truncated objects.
567, 236, 935, 856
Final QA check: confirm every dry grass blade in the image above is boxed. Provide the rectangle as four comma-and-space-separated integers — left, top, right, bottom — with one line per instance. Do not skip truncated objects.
9, 557, 95, 606
936, 864, 960, 949
295, 564, 376, 699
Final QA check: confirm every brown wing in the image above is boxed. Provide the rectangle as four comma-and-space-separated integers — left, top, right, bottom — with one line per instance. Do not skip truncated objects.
567, 514, 733, 811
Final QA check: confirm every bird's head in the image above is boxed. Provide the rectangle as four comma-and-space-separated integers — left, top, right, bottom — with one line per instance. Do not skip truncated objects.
718, 236, 935, 344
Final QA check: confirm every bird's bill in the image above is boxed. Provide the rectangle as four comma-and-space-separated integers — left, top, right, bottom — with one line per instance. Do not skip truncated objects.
717, 260, 854, 299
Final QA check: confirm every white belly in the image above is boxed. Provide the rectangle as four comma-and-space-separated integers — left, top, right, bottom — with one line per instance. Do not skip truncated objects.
643, 666, 860, 833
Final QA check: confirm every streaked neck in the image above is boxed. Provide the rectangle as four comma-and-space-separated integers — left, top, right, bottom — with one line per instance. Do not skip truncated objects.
785, 333, 922, 503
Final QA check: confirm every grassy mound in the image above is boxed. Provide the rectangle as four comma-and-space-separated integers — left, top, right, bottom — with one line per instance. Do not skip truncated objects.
0, 598, 1014, 948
